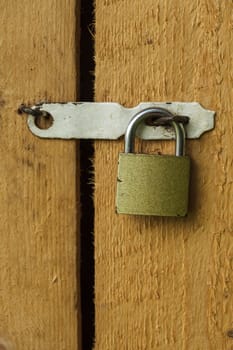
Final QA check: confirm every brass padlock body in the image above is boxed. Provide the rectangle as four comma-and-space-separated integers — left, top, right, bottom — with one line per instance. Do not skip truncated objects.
116, 153, 190, 216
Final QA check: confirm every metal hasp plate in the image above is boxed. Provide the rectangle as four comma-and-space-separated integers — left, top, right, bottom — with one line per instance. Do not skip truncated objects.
27, 102, 215, 140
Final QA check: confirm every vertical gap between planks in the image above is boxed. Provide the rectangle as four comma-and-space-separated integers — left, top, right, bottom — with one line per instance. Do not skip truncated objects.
79, 0, 95, 348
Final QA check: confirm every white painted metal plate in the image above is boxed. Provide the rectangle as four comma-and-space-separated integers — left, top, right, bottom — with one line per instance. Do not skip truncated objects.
27, 102, 215, 140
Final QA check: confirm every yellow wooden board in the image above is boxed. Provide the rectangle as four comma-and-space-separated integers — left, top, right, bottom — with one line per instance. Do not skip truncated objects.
95, 1, 233, 349
0, 1, 80, 349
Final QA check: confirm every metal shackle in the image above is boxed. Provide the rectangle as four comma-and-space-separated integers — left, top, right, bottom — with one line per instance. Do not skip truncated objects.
124, 108, 185, 156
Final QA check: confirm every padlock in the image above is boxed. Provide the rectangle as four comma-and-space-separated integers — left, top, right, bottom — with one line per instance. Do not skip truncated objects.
116, 108, 190, 216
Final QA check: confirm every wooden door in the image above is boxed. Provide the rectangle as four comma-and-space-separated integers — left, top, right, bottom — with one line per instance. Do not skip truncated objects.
0, 1, 80, 349
1, 1, 233, 349
95, 1, 233, 349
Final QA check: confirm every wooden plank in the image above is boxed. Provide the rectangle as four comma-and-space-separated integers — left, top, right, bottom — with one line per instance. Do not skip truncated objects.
94, 1, 233, 349
0, 1, 80, 349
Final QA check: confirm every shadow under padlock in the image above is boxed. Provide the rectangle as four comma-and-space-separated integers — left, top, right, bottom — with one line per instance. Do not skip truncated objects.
116, 107, 190, 217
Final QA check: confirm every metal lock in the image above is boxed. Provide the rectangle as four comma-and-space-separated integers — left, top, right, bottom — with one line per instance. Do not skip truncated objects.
116, 108, 190, 216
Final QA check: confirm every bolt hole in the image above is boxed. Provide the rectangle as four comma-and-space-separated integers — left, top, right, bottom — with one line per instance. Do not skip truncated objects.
227, 330, 233, 338
35, 113, 54, 130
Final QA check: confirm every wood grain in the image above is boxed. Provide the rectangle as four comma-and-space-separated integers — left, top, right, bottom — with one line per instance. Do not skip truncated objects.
0, 1, 80, 349
95, 1, 233, 349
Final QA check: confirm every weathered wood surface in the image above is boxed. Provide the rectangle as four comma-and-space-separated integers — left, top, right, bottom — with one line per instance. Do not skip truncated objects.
0, 1, 80, 349
95, 1, 233, 349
